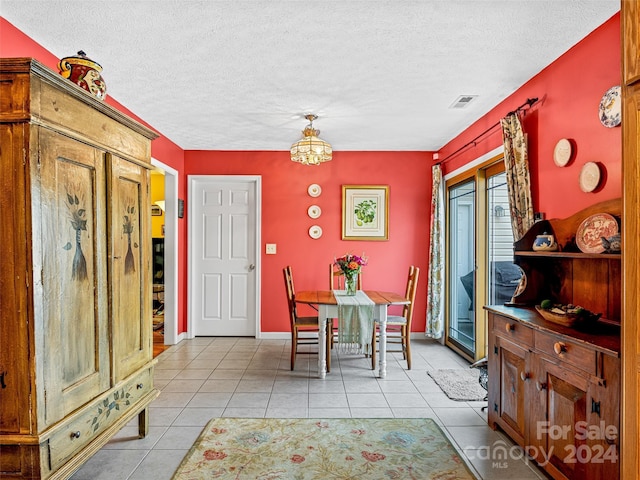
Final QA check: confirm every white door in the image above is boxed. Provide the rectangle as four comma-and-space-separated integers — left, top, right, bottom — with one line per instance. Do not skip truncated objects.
189, 176, 260, 336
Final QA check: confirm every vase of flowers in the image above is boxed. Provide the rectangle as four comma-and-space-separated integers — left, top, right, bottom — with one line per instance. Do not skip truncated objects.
334, 253, 367, 295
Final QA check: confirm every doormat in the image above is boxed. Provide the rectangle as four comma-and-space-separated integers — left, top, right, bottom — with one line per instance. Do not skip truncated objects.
171, 417, 476, 479
428, 368, 487, 401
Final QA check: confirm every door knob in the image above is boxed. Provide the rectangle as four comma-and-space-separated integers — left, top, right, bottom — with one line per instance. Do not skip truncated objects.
249, 264, 255, 271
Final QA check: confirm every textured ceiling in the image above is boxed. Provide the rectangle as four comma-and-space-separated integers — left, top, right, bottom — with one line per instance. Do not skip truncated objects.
1, 1, 620, 151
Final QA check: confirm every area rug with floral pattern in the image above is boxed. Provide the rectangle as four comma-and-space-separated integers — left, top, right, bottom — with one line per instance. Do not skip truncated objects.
172, 417, 476, 479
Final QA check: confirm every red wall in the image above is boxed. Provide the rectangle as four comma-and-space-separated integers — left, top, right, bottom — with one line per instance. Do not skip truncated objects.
1, 17, 189, 333
439, 13, 622, 219
185, 151, 432, 333
3, 13, 622, 337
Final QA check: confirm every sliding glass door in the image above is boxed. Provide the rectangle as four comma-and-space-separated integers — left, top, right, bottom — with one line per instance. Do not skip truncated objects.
445, 158, 523, 362
447, 180, 476, 357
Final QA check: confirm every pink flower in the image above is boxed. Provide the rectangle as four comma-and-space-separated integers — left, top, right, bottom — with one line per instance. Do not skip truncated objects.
361, 451, 386, 462
351, 429, 366, 435
345, 456, 354, 461
203, 449, 227, 460
210, 427, 227, 434
291, 454, 305, 464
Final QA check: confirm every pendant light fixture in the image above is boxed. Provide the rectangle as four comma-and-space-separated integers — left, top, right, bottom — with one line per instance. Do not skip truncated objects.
290, 114, 332, 165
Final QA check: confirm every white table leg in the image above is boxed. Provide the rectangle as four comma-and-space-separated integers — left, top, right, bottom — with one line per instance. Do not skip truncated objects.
378, 304, 387, 379
318, 304, 328, 379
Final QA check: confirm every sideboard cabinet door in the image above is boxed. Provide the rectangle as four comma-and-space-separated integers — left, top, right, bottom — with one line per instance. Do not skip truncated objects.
533, 357, 590, 480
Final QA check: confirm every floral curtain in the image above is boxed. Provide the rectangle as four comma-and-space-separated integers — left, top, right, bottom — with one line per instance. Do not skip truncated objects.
501, 113, 535, 240
426, 164, 445, 339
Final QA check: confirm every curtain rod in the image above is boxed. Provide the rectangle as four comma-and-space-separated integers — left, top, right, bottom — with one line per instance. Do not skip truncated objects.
436, 97, 539, 165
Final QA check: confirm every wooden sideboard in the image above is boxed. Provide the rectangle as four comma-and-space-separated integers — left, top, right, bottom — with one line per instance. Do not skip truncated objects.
0, 58, 159, 479
486, 307, 620, 480
486, 199, 621, 480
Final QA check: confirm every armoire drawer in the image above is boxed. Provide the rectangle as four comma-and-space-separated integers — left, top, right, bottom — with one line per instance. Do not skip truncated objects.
534, 330, 596, 375
46, 368, 153, 471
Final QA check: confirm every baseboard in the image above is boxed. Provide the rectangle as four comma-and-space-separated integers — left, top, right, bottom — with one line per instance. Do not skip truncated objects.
257, 332, 291, 340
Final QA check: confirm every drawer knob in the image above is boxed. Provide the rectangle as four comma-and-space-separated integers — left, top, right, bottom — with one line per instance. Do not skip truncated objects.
70, 431, 81, 439
536, 381, 548, 391
553, 342, 567, 355
137, 383, 144, 389
505, 323, 515, 333
520, 371, 530, 381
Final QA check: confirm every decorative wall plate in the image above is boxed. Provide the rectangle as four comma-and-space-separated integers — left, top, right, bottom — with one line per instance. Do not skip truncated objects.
598, 85, 621, 128
308, 225, 323, 239
307, 205, 321, 219
553, 138, 573, 167
579, 162, 601, 193
576, 213, 619, 254
307, 184, 322, 197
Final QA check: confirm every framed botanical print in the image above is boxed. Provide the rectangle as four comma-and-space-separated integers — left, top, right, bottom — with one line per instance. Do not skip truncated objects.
342, 185, 389, 240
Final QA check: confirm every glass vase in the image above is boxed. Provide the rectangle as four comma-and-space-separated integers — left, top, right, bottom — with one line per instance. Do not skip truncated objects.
345, 274, 357, 296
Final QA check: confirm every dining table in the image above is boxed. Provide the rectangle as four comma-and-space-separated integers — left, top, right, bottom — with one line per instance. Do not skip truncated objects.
295, 290, 410, 379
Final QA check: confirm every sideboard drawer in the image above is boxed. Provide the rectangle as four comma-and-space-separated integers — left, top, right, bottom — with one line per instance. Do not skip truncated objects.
492, 314, 534, 347
534, 330, 596, 375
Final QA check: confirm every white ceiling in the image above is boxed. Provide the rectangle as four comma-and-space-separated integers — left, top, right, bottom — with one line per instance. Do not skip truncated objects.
1, 1, 620, 152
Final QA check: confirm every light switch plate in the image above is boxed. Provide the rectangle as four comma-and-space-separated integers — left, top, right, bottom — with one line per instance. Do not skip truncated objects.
265, 243, 277, 255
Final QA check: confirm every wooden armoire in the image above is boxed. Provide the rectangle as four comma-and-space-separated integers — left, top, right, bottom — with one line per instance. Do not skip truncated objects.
0, 58, 159, 479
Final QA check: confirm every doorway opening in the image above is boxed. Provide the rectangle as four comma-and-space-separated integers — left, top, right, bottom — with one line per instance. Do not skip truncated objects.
151, 159, 178, 350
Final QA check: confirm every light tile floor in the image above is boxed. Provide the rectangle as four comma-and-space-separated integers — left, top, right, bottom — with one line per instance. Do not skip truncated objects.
71, 337, 548, 480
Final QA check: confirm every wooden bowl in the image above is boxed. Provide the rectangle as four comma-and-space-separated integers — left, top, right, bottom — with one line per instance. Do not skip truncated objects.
535, 306, 582, 327
536, 305, 600, 327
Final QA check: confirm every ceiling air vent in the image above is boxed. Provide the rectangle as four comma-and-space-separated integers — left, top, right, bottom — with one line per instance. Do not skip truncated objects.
450, 95, 478, 109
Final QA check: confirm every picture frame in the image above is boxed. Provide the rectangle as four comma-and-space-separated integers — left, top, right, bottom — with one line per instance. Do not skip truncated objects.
342, 185, 389, 240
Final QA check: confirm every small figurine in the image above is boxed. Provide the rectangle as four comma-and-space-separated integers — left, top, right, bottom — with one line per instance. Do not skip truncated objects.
532, 232, 558, 251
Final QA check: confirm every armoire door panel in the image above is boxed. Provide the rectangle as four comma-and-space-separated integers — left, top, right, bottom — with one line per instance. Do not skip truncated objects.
36, 129, 110, 424
109, 154, 151, 382
0, 123, 31, 435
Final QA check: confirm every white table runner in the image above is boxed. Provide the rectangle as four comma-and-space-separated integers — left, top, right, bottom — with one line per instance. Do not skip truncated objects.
334, 290, 375, 354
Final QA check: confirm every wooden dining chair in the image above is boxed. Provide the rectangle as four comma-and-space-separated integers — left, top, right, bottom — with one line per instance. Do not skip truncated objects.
370, 265, 420, 370
283, 266, 330, 371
